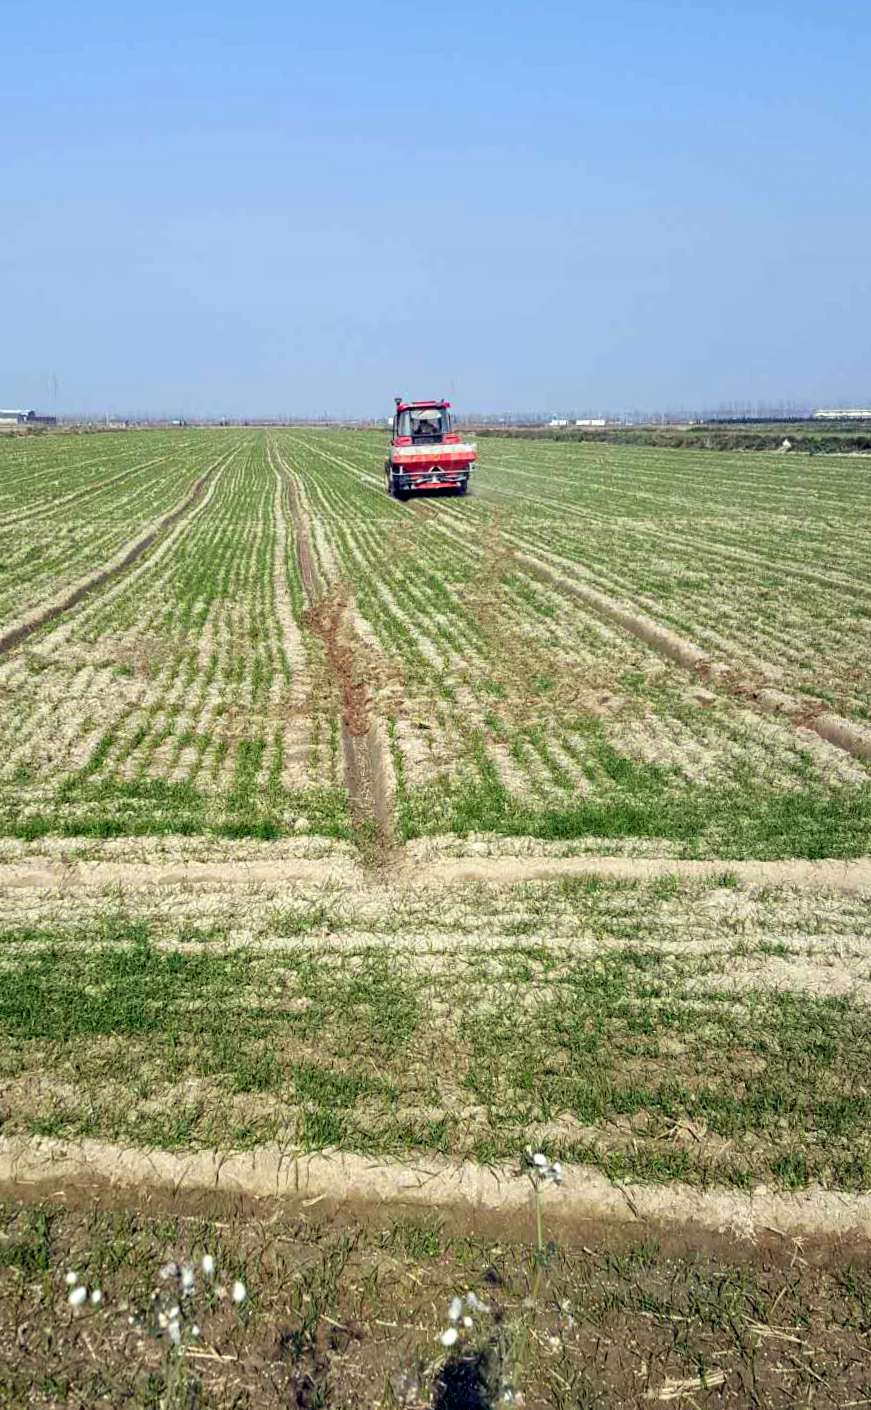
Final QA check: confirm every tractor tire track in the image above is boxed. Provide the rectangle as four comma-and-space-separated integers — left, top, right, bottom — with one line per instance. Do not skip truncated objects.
517, 551, 871, 765
270, 440, 396, 858
0, 446, 237, 659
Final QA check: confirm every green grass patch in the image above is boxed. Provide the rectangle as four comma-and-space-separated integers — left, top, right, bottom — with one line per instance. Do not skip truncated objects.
395, 765, 871, 860
0, 776, 353, 843
1, 917, 869, 1189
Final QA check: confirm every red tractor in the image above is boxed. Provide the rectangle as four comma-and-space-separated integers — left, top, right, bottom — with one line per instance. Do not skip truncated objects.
384, 398, 476, 499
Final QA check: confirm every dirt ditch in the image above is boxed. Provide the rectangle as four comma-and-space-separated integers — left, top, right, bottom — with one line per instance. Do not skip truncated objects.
270, 442, 395, 858
0, 445, 238, 659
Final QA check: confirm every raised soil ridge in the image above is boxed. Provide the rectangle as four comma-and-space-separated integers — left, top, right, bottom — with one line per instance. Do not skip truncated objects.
3, 1135, 870, 1242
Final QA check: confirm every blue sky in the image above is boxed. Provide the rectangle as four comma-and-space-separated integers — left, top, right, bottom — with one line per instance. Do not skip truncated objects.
2, 0, 869, 416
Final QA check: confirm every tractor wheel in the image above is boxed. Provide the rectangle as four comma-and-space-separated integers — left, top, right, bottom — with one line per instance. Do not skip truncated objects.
456, 483, 468, 496
385, 470, 393, 496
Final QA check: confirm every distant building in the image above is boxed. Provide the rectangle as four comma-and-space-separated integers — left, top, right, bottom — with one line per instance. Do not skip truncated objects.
813, 408, 871, 420
548, 418, 569, 427
576, 418, 607, 427
0, 408, 57, 426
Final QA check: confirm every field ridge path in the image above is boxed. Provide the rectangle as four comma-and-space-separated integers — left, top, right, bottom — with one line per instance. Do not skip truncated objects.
4, 1134, 871, 1240
1, 850, 869, 891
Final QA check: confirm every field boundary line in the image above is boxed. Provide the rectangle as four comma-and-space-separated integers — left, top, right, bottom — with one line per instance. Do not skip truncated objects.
517, 552, 871, 765
0, 444, 240, 658
0, 852, 869, 891
3, 1135, 870, 1240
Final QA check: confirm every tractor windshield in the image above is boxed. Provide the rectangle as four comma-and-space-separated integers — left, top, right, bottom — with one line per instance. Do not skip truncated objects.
397, 406, 452, 440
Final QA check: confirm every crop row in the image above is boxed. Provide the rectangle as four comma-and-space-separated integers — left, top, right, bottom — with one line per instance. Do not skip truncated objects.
0, 427, 868, 855
473, 439, 871, 722
304, 432, 871, 720
0, 431, 189, 522
0, 431, 235, 627
0, 434, 350, 839
273, 431, 871, 857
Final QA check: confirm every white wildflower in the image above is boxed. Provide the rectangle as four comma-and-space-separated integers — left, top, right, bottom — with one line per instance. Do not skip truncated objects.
440, 1326, 459, 1347
159, 1261, 178, 1280
231, 1280, 247, 1304
181, 1264, 195, 1292
448, 1295, 463, 1323
462, 1315, 473, 1328
68, 1285, 88, 1307
91, 1289, 103, 1305
65, 1270, 79, 1286
192, 1324, 201, 1338
526, 1148, 563, 1185
466, 1291, 489, 1313
201, 1254, 215, 1277
168, 1319, 181, 1345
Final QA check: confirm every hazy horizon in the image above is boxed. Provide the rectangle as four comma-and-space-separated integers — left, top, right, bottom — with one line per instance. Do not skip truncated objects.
3, 0, 870, 418
29, 400, 854, 424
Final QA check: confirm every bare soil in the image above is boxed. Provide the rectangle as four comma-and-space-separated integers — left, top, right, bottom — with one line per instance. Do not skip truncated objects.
1, 1186, 869, 1409
5, 1137, 871, 1242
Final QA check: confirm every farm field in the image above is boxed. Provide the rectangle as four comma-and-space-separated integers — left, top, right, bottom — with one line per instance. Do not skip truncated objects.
0, 428, 870, 855
1, 429, 869, 1407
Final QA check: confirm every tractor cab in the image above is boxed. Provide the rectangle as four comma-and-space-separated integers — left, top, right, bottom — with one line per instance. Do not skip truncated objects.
392, 399, 457, 446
